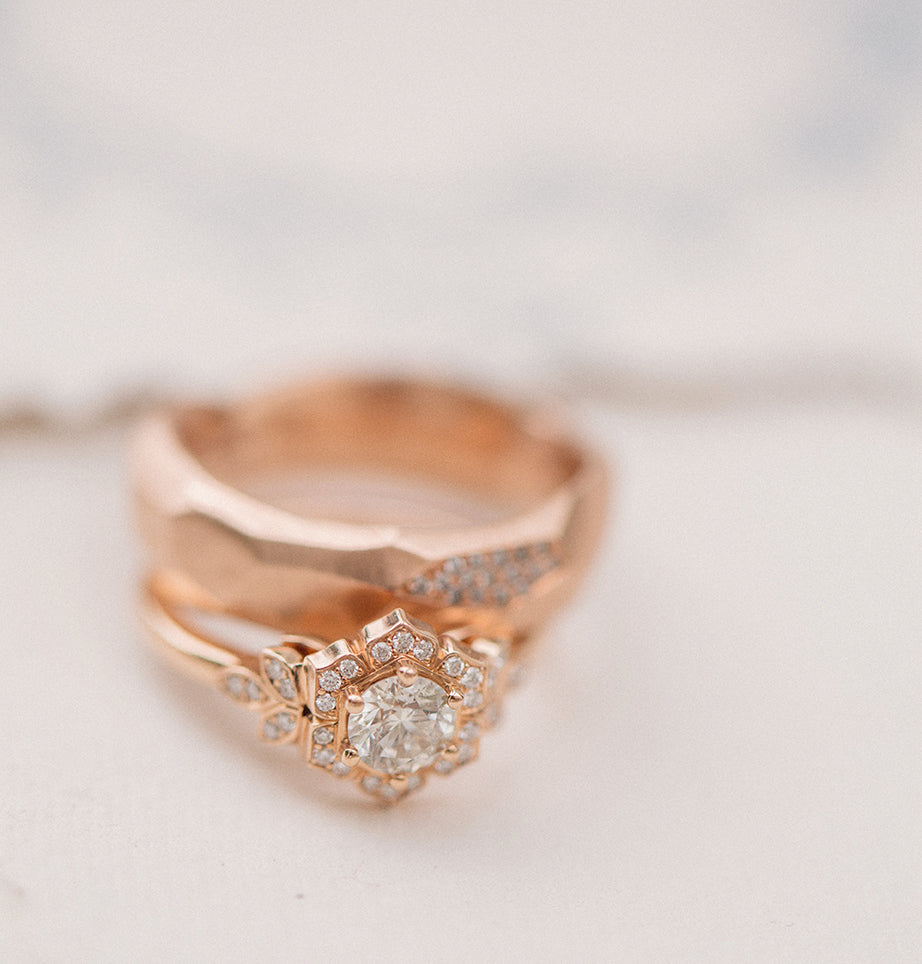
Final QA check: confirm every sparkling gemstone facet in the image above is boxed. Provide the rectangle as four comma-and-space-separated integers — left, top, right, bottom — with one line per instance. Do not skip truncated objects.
347, 676, 456, 775
370, 642, 392, 663
413, 638, 434, 660
315, 692, 337, 714
392, 631, 415, 654
275, 678, 296, 701
313, 746, 335, 766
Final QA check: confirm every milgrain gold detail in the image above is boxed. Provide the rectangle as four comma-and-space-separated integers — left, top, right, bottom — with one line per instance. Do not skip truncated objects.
212, 607, 512, 803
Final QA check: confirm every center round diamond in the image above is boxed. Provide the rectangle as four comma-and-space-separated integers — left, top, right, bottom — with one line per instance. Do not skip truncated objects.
347, 675, 456, 775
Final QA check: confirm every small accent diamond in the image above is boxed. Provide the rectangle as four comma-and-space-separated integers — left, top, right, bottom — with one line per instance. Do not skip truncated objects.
472, 569, 491, 591
319, 670, 342, 692
460, 667, 483, 689
379, 784, 398, 802
442, 655, 464, 677
370, 641, 392, 663
458, 722, 479, 742
414, 638, 434, 660
315, 692, 337, 714
392, 631, 415, 654
457, 743, 475, 764
409, 577, 431, 596
312, 746, 335, 766
275, 678, 296, 701
434, 758, 454, 774
463, 690, 484, 709
405, 773, 422, 792
262, 720, 279, 740
266, 659, 286, 681
226, 675, 244, 697
339, 658, 360, 680
245, 681, 262, 702
277, 711, 297, 733
330, 761, 350, 777
313, 727, 334, 745
362, 775, 382, 793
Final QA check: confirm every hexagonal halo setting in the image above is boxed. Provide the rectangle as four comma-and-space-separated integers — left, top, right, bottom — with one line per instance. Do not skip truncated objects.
220, 607, 511, 802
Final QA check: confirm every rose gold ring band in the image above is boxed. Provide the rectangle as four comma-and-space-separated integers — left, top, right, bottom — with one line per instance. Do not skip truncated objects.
132, 377, 608, 646
132, 376, 608, 802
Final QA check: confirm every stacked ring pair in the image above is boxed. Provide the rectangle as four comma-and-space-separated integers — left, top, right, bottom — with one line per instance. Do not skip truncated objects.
133, 377, 608, 803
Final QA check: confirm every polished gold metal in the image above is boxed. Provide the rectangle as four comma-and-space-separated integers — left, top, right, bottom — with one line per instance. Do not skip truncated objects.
132, 376, 608, 646
345, 689, 365, 714
142, 585, 513, 801
396, 662, 419, 687
133, 375, 608, 801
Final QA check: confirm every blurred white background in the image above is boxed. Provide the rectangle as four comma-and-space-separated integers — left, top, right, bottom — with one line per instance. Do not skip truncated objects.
1, 3, 921, 962
3, 0, 921, 407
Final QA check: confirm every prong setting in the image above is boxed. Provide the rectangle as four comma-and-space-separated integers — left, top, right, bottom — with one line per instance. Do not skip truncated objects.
221, 608, 511, 801
395, 661, 418, 687
345, 687, 365, 714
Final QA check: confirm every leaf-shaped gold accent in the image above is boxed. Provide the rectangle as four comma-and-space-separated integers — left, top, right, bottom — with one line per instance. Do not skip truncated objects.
259, 647, 301, 705
259, 706, 301, 745
221, 667, 269, 708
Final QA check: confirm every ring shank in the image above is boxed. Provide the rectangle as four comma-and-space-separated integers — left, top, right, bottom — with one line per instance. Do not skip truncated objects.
178, 378, 582, 509
133, 377, 608, 645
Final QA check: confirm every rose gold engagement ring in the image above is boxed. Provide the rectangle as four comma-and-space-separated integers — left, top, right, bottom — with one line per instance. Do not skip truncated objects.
132, 377, 608, 802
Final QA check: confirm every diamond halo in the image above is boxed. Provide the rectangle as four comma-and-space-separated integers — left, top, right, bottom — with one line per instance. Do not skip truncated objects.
219, 608, 512, 802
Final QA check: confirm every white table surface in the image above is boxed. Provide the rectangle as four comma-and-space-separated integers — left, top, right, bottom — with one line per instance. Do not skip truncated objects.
2, 3, 921, 961
2, 397, 920, 963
